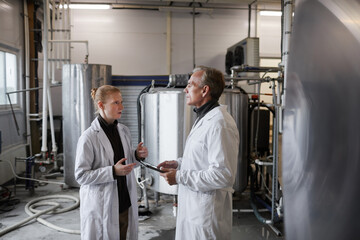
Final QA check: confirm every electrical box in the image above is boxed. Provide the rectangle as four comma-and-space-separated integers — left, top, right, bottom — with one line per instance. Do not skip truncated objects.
225, 37, 260, 76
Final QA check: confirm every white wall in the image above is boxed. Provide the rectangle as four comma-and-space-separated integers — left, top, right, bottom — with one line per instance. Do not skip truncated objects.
68, 8, 275, 75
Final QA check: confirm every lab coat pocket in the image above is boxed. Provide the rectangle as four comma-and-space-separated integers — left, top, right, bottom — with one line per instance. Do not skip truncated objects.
187, 190, 215, 227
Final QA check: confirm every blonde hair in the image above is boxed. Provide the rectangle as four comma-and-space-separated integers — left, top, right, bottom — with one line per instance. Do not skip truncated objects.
91, 85, 121, 114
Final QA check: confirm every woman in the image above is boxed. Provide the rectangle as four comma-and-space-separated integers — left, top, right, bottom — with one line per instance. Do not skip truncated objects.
75, 85, 148, 240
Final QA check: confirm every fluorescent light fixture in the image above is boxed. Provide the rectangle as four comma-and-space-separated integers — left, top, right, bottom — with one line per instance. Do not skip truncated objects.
60, 4, 111, 10
158, 6, 213, 14
260, 11, 282, 16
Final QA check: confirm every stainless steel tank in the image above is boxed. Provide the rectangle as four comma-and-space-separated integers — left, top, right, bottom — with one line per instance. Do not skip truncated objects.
220, 88, 248, 192
140, 88, 195, 195
141, 87, 248, 194
62, 64, 112, 187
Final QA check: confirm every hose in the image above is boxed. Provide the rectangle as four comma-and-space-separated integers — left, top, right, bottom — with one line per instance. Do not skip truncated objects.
0, 194, 80, 237
0, 159, 80, 236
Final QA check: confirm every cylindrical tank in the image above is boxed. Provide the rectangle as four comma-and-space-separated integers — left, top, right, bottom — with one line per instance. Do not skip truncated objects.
141, 87, 248, 194
62, 64, 112, 187
220, 88, 249, 192
141, 88, 195, 195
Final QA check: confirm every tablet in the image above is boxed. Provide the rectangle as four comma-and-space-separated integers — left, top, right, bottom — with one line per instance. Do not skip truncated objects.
138, 160, 166, 173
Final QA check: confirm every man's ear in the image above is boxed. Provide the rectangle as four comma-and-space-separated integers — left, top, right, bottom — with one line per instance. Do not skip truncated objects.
202, 85, 210, 97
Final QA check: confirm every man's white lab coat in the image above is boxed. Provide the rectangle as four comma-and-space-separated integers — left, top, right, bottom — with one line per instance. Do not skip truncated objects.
175, 105, 240, 240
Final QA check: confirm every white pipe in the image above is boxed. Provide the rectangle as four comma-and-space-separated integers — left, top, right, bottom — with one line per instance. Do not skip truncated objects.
24, 0, 32, 155
47, 87, 57, 153
61, 0, 65, 65
51, 0, 56, 83
41, 0, 49, 154
67, 0, 71, 63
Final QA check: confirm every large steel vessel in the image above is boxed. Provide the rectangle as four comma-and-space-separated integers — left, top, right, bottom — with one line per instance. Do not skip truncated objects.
62, 64, 112, 187
140, 86, 248, 194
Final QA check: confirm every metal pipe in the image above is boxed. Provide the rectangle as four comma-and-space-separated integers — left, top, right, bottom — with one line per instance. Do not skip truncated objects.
6, 93, 20, 136
6, 84, 61, 95
41, 0, 50, 154
282, 0, 293, 106
192, 1, 196, 68
231, 65, 282, 72
49, 40, 89, 63
166, 11, 172, 74
67, 0, 71, 64
51, 0, 56, 83
271, 80, 279, 222
24, 0, 32, 153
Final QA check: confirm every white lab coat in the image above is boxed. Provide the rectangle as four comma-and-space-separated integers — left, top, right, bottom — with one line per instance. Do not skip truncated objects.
175, 105, 239, 240
75, 118, 139, 240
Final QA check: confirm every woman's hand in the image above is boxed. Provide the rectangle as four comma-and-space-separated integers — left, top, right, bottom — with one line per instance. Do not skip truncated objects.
136, 142, 148, 160
114, 158, 136, 176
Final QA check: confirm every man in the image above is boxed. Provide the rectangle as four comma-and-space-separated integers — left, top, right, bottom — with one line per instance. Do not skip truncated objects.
158, 66, 239, 240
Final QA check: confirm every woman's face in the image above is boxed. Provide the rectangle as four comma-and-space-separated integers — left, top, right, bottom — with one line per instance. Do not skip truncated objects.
99, 91, 124, 124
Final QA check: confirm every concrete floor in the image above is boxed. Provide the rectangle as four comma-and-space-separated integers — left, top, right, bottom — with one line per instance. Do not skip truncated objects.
0, 182, 285, 240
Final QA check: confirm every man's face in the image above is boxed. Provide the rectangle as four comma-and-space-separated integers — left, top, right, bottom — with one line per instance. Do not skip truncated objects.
184, 70, 205, 108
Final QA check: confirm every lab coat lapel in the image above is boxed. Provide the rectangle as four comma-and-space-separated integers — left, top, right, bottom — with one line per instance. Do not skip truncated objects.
187, 107, 218, 139
117, 124, 130, 159
91, 119, 114, 165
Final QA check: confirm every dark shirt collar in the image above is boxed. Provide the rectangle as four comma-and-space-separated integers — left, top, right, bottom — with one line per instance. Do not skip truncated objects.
193, 99, 219, 122
97, 115, 118, 129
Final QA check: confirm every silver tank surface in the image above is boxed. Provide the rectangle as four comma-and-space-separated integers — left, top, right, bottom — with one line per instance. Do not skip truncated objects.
62, 64, 112, 187
220, 88, 248, 192
282, 1, 360, 239
141, 88, 195, 195
141, 87, 248, 194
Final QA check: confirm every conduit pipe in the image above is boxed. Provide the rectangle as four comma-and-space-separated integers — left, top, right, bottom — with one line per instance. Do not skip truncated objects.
166, 11, 172, 74
41, 0, 50, 155
24, 0, 31, 154
49, 40, 89, 63
281, 0, 293, 108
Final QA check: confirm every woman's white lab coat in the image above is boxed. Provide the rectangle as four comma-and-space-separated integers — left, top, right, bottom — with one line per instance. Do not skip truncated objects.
175, 105, 239, 240
75, 118, 139, 240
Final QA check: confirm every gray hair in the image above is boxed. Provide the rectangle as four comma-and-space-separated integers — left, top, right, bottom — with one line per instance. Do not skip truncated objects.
192, 66, 225, 100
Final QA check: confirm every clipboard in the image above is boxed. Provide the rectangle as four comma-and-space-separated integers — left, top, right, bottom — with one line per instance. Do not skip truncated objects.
138, 160, 166, 173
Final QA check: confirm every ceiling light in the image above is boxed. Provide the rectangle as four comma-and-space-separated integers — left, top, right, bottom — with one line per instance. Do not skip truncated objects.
259, 11, 282, 16
158, 6, 213, 14
60, 4, 111, 10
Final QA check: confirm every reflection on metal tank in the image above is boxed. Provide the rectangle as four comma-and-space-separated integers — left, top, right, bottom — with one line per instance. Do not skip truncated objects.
62, 64, 112, 187
141, 87, 248, 194
220, 88, 248, 192
141, 88, 195, 195
283, 1, 360, 239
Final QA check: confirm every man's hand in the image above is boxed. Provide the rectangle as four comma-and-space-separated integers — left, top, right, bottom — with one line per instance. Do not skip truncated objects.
114, 158, 136, 176
157, 160, 178, 169
160, 168, 178, 185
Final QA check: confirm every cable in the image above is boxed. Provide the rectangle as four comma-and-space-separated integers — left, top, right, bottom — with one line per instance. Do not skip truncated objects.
0, 159, 64, 186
